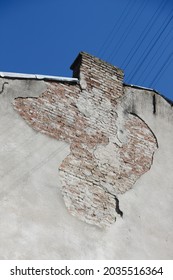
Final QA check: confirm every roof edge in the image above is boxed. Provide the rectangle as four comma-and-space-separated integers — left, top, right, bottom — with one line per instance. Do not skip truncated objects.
0, 72, 79, 83
123, 83, 160, 93
124, 83, 173, 106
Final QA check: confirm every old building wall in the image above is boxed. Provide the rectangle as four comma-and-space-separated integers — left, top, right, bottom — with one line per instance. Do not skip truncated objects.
13, 53, 157, 227
0, 52, 173, 259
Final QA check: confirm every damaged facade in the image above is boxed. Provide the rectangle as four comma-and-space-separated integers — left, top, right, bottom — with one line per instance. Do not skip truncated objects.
13, 53, 157, 227
0, 52, 173, 259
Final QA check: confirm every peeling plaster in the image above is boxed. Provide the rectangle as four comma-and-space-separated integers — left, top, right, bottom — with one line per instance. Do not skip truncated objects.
13, 52, 158, 227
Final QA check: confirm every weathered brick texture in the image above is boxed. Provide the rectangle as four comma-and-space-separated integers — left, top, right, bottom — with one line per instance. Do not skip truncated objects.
13, 52, 157, 227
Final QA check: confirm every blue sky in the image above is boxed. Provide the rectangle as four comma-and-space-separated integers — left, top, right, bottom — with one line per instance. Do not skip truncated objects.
0, 0, 173, 100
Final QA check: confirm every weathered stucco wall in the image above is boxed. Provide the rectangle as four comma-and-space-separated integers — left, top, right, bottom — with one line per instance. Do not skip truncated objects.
0, 52, 173, 259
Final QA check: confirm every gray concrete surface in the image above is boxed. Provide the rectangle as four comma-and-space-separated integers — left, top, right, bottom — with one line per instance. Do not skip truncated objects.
0, 78, 173, 259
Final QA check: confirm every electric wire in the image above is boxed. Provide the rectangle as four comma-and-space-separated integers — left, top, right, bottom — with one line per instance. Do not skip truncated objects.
149, 52, 173, 87
121, 0, 167, 69
107, 0, 148, 61
139, 30, 173, 84
127, 9, 173, 81
97, 0, 173, 98
127, 9, 173, 82
97, 1, 132, 58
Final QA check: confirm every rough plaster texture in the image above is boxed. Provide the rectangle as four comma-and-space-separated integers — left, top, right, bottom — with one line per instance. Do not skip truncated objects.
13, 53, 157, 227
0, 52, 173, 259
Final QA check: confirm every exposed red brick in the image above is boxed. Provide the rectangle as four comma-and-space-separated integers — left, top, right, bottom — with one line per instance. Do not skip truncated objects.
13, 52, 157, 227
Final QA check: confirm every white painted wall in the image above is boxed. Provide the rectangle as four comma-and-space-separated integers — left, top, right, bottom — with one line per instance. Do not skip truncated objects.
0, 79, 172, 259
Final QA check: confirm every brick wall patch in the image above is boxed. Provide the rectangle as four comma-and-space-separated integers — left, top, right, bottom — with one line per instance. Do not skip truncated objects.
13, 52, 158, 227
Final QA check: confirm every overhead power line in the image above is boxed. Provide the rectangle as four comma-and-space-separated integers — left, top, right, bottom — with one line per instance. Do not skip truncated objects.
121, 0, 167, 70
127, 8, 173, 82
108, 0, 148, 61
149, 52, 173, 87
139, 30, 173, 84
97, 0, 133, 58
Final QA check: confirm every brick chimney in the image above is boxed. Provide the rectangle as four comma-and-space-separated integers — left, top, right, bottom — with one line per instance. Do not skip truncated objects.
70, 52, 124, 99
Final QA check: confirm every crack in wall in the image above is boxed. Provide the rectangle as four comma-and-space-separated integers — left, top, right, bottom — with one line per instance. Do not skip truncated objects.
105, 190, 123, 218
114, 195, 123, 218
0, 82, 8, 94
153, 94, 156, 114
